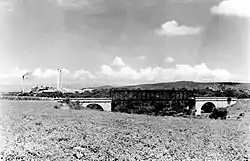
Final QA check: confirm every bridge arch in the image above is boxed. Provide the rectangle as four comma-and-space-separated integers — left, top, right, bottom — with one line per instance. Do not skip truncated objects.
201, 102, 215, 113
81, 102, 112, 112
86, 104, 104, 111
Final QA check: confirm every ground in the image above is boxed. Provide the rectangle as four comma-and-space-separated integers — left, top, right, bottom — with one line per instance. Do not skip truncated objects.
0, 100, 249, 160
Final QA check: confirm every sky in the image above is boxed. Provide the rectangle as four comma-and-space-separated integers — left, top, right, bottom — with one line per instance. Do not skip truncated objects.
0, 0, 249, 91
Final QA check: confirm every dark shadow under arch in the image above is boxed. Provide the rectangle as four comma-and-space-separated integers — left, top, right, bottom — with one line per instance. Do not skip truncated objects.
86, 104, 104, 111
201, 102, 216, 113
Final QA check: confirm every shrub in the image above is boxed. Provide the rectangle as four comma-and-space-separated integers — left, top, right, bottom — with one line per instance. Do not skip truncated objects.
209, 107, 228, 120
71, 101, 83, 110
132, 106, 155, 115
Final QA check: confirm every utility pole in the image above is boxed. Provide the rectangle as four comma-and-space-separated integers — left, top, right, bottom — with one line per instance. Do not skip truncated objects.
57, 68, 62, 91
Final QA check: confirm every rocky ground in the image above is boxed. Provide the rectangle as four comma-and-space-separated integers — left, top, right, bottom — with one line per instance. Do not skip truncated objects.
0, 100, 249, 160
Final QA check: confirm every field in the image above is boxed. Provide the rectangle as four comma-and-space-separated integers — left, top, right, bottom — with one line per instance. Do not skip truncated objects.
0, 100, 249, 161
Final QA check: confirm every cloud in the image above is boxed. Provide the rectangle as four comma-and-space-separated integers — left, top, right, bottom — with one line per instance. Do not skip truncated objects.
99, 57, 237, 84
171, 0, 194, 3
0, 62, 239, 87
55, 0, 91, 8
74, 69, 94, 79
164, 56, 175, 63
110, 57, 126, 67
138, 56, 146, 60
52, 0, 103, 13
156, 20, 202, 36
211, 0, 250, 18
32, 68, 68, 78
0, 1, 14, 12
0, 68, 29, 79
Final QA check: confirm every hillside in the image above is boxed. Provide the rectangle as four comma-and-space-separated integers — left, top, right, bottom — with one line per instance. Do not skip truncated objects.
116, 81, 250, 90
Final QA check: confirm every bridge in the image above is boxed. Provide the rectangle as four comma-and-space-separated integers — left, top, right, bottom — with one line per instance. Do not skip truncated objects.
195, 97, 237, 115
53, 89, 238, 116
54, 98, 112, 111
1, 95, 238, 115
54, 96, 237, 116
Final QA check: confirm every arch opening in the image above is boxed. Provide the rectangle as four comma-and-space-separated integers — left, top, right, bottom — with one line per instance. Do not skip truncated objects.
201, 102, 216, 113
86, 104, 104, 111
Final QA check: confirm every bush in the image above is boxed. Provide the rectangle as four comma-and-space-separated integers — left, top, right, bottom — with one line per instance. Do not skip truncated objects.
71, 101, 83, 110
209, 107, 228, 120
133, 106, 156, 115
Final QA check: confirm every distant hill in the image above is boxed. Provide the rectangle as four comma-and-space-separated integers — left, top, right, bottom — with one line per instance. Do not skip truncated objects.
88, 85, 115, 90
2, 81, 250, 93
116, 81, 250, 90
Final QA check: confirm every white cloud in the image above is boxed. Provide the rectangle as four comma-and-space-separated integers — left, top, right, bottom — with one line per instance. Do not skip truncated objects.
74, 69, 94, 79
211, 0, 250, 18
55, 0, 91, 8
138, 56, 146, 60
0, 1, 14, 12
110, 57, 126, 67
99, 57, 237, 84
32, 68, 56, 78
164, 56, 175, 63
156, 20, 202, 36
0, 68, 29, 79
0, 62, 240, 87
172, 0, 194, 2
52, 0, 104, 14
32, 68, 69, 78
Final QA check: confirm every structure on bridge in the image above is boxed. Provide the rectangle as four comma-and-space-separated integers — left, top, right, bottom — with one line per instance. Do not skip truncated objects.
195, 97, 237, 115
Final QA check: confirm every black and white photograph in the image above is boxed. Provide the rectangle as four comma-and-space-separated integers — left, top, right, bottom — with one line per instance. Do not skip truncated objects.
0, 0, 249, 160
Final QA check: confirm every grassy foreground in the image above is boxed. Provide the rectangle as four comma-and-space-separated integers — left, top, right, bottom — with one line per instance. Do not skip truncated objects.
0, 100, 249, 161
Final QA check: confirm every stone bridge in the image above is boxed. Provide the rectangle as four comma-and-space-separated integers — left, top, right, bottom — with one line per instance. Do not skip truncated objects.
195, 97, 237, 115
54, 97, 237, 115
54, 98, 112, 111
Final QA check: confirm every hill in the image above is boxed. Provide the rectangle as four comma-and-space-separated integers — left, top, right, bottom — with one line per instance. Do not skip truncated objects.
116, 81, 250, 90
